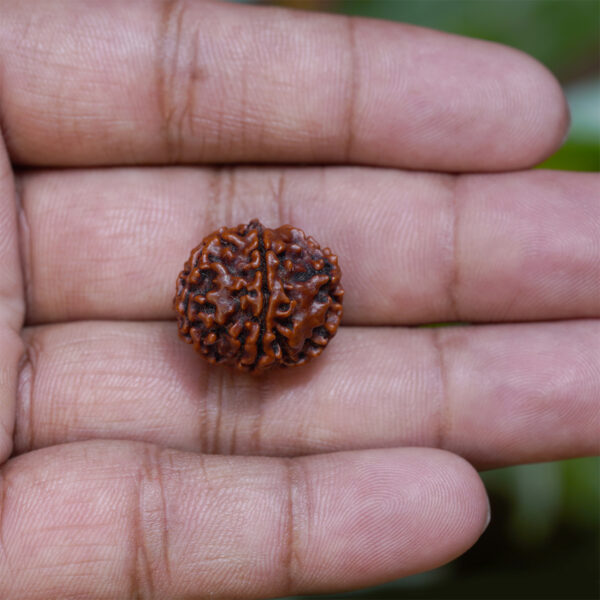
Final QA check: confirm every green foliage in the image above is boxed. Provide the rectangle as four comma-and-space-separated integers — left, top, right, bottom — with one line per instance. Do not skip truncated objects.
338, 1, 599, 81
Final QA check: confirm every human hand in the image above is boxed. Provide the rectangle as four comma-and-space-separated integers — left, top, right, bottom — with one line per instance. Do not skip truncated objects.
0, 1, 598, 598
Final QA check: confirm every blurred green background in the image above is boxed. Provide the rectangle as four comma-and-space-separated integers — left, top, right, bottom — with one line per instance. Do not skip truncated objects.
244, 1, 599, 599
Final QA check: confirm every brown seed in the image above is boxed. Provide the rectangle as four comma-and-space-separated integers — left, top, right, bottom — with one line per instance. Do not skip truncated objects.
174, 219, 344, 373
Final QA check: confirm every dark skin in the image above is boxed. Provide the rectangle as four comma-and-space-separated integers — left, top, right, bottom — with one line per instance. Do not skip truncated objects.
0, 1, 598, 598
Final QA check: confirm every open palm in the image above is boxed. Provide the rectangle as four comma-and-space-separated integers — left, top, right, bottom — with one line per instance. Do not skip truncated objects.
0, 1, 598, 598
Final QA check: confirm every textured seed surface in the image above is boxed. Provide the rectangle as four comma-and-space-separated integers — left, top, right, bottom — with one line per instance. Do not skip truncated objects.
174, 219, 343, 373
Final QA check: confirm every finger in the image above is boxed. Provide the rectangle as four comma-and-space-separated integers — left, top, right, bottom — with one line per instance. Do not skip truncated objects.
14, 320, 599, 469
0, 0, 567, 170
20, 167, 600, 325
0, 441, 489, 599
0, 134, 24, 463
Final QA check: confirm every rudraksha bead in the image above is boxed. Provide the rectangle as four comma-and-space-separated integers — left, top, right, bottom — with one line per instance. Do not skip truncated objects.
174, 220, 343, 373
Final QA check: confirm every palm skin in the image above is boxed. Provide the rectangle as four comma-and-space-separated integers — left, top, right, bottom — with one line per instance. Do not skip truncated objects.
0, 1, 598, 599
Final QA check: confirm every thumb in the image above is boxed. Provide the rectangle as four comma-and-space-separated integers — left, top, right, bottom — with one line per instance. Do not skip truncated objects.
0, 441, 488, 599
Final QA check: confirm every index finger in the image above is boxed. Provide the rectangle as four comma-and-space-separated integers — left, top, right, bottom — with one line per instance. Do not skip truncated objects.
0, 0, 568, 169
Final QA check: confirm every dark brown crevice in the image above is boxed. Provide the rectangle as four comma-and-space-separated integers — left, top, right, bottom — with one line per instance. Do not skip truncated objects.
344, 16, 358, 163
13, 174, 31, 330
431, 328, 451, 451
15, 333, 37, 456
445, 174, 462, 322
250, 220, 268, 372
0, 470, 8, 565
282, 458, 298, 596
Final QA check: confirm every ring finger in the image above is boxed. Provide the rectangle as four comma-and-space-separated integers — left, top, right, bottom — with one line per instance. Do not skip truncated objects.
14, 319, 600, 469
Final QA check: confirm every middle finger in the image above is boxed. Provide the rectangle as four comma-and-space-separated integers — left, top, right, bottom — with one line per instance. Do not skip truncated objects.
20, 166, 600, 325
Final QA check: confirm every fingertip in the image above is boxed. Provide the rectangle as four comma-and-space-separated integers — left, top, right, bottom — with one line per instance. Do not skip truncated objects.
350, 21, 571, 171
499, 49, 570, 169
421, 448, 491, 540
294, 447, 489, 593
392, 448, 491, 553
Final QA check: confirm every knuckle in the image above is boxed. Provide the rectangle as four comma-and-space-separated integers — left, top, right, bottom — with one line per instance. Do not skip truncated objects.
131, 445, 172, 599
14, 329, 39, 455
156, 0, 206, 162
344, 16, 358, 162
442, 174, 463, 321
281, 458, 309, 595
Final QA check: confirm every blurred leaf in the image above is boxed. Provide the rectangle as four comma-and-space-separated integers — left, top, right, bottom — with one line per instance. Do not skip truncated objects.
561, 457, 600, 529
510, 463, 563, 546
539, 78, 600, 171
329, 0, 599, 83
566, 79, 600, 143
538, 140, 599, 171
